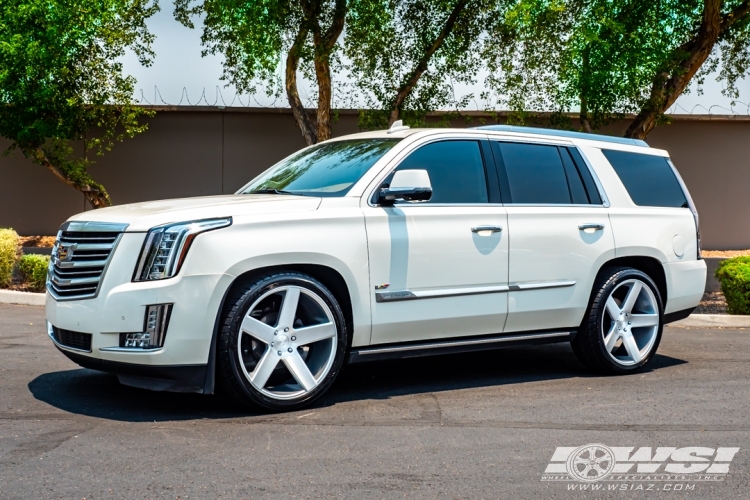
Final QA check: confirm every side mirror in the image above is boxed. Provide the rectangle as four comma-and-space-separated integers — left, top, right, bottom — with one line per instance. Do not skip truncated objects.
378, 169, 432, 206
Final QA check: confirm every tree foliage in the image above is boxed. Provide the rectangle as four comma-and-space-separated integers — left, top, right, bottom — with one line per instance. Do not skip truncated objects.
346, 0, 492, 129
0, 0, 159, 207
176, 0, 346, 146
485, 0, 750, 138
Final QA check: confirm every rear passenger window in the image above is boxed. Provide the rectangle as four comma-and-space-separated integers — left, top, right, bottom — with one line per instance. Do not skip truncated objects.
492, 142, 602, 205
496, 143, 570, 204
602, 150, 688, 208
394, 141, 488, 204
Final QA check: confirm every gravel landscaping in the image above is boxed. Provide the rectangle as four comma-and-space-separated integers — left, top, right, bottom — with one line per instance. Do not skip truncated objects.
702, 249, 750, 257
695, 291, 728, 314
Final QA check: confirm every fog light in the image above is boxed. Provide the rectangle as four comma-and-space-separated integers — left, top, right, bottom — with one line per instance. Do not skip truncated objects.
120, 304, 172, 349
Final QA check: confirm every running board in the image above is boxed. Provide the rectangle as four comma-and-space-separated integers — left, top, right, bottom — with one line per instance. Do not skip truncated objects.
348, 330, 576, 364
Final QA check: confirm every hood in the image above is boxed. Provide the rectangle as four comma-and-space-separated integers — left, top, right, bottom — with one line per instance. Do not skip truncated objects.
67, 194, 322, 232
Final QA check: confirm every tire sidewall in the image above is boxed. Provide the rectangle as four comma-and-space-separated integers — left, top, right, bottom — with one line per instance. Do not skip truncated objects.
593, 269, 664, 374
222, 273, 348, 411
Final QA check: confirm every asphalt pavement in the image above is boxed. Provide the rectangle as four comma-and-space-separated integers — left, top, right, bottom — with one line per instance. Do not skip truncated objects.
0, 303, 748, 499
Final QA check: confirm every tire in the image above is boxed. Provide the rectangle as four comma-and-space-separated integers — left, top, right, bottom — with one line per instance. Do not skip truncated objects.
572, 267, 664, 374
217, 272, 348, 411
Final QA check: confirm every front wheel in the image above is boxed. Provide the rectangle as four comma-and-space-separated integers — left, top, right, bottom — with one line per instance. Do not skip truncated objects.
217, 272, 348, 411
572, 267, 663, 374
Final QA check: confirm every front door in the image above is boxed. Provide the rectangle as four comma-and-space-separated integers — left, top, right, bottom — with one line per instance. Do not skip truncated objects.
490, 141, 616, 333
363, 139, 509, 345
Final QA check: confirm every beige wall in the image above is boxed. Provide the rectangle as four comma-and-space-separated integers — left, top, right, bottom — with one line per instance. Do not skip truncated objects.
1, 108, 749, 249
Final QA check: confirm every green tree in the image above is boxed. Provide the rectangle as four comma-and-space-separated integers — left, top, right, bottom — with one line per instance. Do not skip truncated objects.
346, 0, 492, 129
175, 0, 346, 146
0, 0, 159, 208
485, 0, 750, 139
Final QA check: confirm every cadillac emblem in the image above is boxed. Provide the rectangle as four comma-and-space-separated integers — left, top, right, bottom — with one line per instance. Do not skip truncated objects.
57, 244, 75, 262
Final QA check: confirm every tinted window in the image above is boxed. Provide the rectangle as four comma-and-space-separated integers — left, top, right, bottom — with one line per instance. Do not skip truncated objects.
241, 139, 400, 197
395, 141, 488, 204
602, 150, 687, 208
567, 147, 602, 204
497, 143, 571, 204
560, 148, 589, 204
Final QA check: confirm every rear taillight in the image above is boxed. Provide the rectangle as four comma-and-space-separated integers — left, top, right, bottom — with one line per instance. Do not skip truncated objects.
667, 159, 701, 260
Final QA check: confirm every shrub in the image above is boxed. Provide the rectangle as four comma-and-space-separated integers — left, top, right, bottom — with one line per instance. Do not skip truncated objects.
0, 228, 20, 287
18, 254, 50, 292
715, 256, 750, 315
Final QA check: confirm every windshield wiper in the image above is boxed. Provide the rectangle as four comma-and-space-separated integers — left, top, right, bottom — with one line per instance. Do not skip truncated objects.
248, 188, 303, 196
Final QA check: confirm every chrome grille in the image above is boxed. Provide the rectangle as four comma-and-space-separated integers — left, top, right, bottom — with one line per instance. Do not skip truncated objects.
47, 222, 129, 301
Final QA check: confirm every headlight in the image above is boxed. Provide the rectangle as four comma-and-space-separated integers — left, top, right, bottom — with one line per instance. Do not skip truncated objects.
133, 218, 232, 282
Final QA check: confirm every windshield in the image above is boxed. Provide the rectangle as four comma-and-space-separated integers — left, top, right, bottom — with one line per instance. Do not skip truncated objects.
239, 139, 401, 197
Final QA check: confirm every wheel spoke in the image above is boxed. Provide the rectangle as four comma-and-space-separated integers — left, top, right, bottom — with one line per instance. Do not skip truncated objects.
295, 322, 336, 345
284, 352, 317, 391
621, 282, 642, 315
603, 324, 620, 352
605, 297, 621, 321
277, 287, 301, 329
621, 331, 643, 363
240, 315, 277, 344
629, 313, 659, 328
250, 351, 279, 389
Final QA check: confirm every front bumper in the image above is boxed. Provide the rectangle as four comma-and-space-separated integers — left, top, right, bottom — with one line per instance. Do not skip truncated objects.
46, 232, 234, 392
52, 345, 208, 393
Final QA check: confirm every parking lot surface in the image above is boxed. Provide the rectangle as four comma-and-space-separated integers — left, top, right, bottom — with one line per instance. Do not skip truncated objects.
0, 303, 748, 499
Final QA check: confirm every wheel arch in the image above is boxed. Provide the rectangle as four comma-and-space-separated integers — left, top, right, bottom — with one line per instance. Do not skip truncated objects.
203, 263, 355, 395
595, 256, 668, 308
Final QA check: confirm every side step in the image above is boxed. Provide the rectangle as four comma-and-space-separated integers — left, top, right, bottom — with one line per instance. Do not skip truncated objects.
348, 330, 576, 364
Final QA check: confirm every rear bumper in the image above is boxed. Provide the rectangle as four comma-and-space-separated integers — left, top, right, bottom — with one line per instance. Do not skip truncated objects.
664, 259, 706, 314
55, 345, 207, 393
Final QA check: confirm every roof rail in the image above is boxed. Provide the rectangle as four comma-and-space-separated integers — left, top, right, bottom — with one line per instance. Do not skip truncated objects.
474, 124, 649, 148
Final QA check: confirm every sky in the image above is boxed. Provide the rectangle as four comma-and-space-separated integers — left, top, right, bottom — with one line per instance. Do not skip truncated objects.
121, 7, 750, 115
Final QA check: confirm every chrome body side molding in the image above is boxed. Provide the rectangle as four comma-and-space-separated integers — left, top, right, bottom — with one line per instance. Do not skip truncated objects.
375, 280, 576, 303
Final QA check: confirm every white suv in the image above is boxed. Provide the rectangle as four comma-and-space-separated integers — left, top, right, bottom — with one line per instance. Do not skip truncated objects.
45, 123, 706, 411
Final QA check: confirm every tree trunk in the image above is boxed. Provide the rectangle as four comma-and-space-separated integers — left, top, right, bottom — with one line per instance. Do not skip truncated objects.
285, 23, 317, 146
388, 0, 469, 126
30, 147, 110, 208
311, 0, 346, 143
580, 111, 593, 133
624, 0, 728, 139
314, 58, 333, 142
579, 46, 594, 133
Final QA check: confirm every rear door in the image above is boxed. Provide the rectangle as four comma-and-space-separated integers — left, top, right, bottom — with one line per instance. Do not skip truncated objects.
490, 140, 616, 332
363, 138, 509, 345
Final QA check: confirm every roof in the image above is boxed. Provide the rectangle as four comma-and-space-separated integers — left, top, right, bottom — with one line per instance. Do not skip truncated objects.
475, 125, 650, 148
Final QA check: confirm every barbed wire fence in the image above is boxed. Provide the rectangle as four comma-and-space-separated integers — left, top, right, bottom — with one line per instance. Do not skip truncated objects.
136, 85, 750, 116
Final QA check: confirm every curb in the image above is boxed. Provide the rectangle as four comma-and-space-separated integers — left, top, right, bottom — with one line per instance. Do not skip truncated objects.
671, 314, 750, 328
0, 290, 46, 306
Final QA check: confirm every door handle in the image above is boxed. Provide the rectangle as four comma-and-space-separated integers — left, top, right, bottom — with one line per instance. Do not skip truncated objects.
578, 223, 605, 231
471, 225, 503, 233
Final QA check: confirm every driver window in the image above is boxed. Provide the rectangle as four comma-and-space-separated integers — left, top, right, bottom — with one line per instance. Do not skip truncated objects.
394, 140, 489, 204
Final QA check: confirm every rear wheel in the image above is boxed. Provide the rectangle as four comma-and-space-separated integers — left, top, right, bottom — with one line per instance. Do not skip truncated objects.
218, 272, 347, 411
572, 267, 663, 374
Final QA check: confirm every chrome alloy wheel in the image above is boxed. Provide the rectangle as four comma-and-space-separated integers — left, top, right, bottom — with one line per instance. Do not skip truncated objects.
237, 285, 338, 400
601, 279, 660, 366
